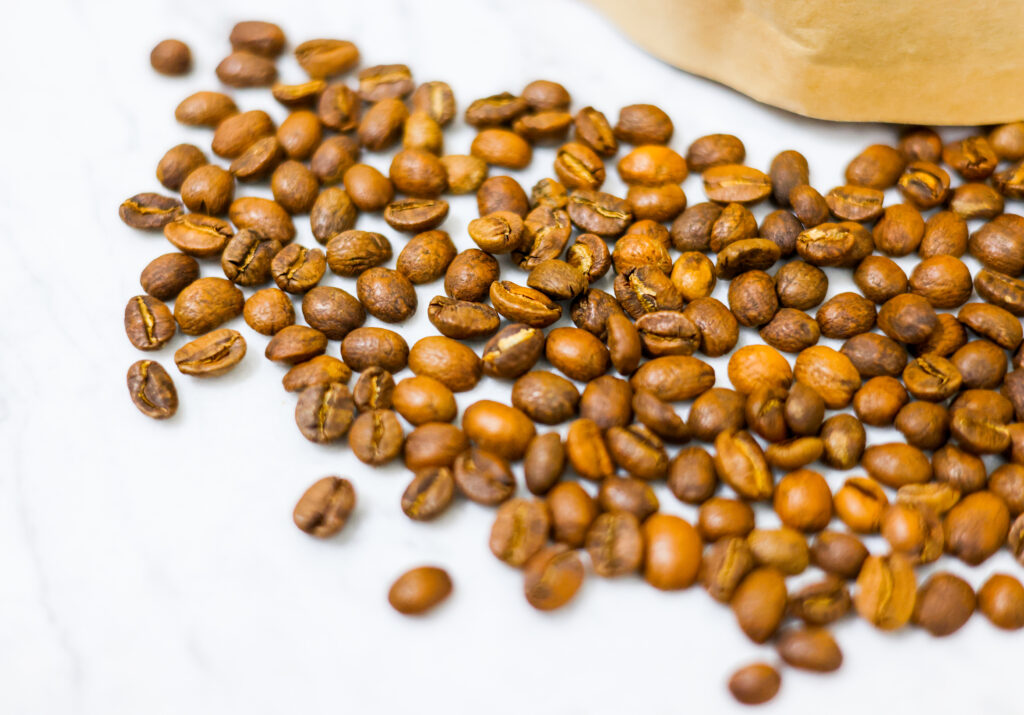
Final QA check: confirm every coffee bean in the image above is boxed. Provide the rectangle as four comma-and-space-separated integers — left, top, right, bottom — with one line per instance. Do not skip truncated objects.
554, 142, 606, 190
230, 21, 285, 57
731, 567, 787, 643
403, 110, 444, 154
573, 106, 617, 155
229, 136, 285, 181
615, 104, 673, 145
775, 260, 828, 310
825, 184, 884, 222
157, 144, 207, 191
426, 297, 499, 340
356, 267, 417, 323
216, 50, 276, 87
402, 467, 455, 521
388, 566, 452, 616
523, 544, 584, 611
797, 221, 873, 267
975, 269, 1024, 316
727, 345, 792, 395
266, 325, 327, 365
299, 286, 364, 341
776, 627, 842, 672
638, 514, 699, 590
853, 377, 908, 427
713, 429, 773, 500
950, 339, 1009, 389
789, 575, 850, 625
389, 148, 446, 198
810, 531, 868, 579
702, 536, 754, 602
126, 359, 178, 419
229, 196, 295, 243
489, 281, 561, 328
383, 198, 449, 233
175, 91, 238, 127
141, 252, 199, 300
944, 491, 1010, 565
631, 355, 715, 402
271, 245, 326, 293
404, 423, 468, 471
270, 161, 319, 214
881, 502, 944, 564
845, 143, 906, 189
525, 433, 566, 496
773, 469, 832, 532
565, 418, 614, 481
397, 230, 456, 284
978, 574, 1024, 630
462, 400, 535, 460
444, 249, 500, 302
943, 136, 998, 180
293, 476, 355, 537
174, 328, 246, 377
727, 270, 779, 327
325, 231, 391, 277
150, 39, 191, 75
570, 288, 625, 340
221, 230, 281, 286
453, 446, 516, 505
124, 295, 176, 351
747, 527, 809, 575
911, 572, 976, 637
566, 189, 633, 237
310, 135, 359, 184
174, 277, 244, 336
351, 367, 395, 413
949, 408, 1011, 453
687, 134, 744, 172
898, 161, 951, 209
408, 336, 481, 392
212, 110, 275, 159
699, 497, 755, 541
703, 164, 771, 204
163, 214, 234, 258
854, 553, 917, 630
294, 39, 359, 78
546, 327, 610, 382
392, 375, 456, 426
119, 192, 184, 230
489, 498, 550, 567
512, 371, 580, 424
728, 664, 781, 706
759, 308, 819, 353
585, 511, 643, 578
769, 150, 809, 206
481, 324, 545, 379
348, 409, 404, 466
282, 355, 351, 393
789, 185, 830, 227
412, 81, 456, 125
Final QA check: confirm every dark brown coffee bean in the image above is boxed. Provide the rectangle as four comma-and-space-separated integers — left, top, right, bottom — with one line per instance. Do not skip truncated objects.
908, 256, 972, 309
876, 293, 938, 344
175, 91, 238, 127
150, 39, 191, 75
173, 328, 245, 377
825, 184, 884, 222
124, 295, 176, 351
604, 424, 666, 480
297, 286, 364, 341
173, 277, 243, 336
527, 259, 588, 301
853, 377, 908, 427
294, 382, 354, 443
220, 230, 280, 286
975, 269, 1024, 316
789, 185, 830, 227
119, 193, 184, 230
293, 476, 355, 538
355, 268, 416, 323
476, 175, 528, 217
348, 409, 404, 466
389, 148, 446, 198
269, 161, 318, 214
952, 340, 1007, 390
490, 281, 561, 328
216, 50, 276, 87
810, 531, 868, 579
769, 149, 809, 206
357, 63, 412, 102
612, 234, 672, 276
481, 324, 544, 380
728, 663, 780, 706
141, 252, 199, 300
525, 432, 566, 496
427, 296, 499, 339
944, 491, 1010, 565
282, 355, 351, 393
840, 333, 907, 378
572, 106, 617, 155
126, 360, 177, 419
307, 188, 357, 246
898, 161, 951, 209
760, 308, 819, 353
612, 104, 671, 145
412, 81, 456, 125
774, 260, 828, 310
950, 409, 1011, 454
243, 288, 294, 336
351, 366, 395, 412
870, 204, 924, 256
716, 239, 781, 280
569, 288, 624, 340
463, 92, 527, 127
340, 164, 393, 214
489, 498, 550, 567
614, 266, 682, 320
452, 447, 516, 505
686, 388, 744, 442
553, 141, 605, 190
512, 371, 579, 425
796, 221, 873, 267
157, 144, 207, 191
789, 575, 850, 625
902, 354, 962, 401
917, 211, 967, 260
748, 527, 810, 576
988, 465, 1024, 516
357, 98, 408, 151
759, 210, 803, 257
270, 245, 325, 293
228, 136, 284, 182
744, 386, 788, 442
942, 136, 997, 180
402, 467, 455, 521
230, 21, 285, 56
687, 133, 744, 172
265, 325, 327, 365
341, 327, 408, 373
846, 143, 906, 189
699, 497, 756, 542
514, 206, 573, 270
950, 182, 1004, 220
398, 228, 457, 284
670, 202, 721, 252
635, 310, 700, 358
727, 270, 779, 327
993, 160, 1024, 198
382, 198, 448, 233
776, 627, 843, 672
324, 231, 391, 277
854, 255, 908, 305
388, 566, 452, 616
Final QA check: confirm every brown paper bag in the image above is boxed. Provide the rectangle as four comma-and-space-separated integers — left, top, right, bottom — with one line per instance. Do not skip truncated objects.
590, 0, 1024, 125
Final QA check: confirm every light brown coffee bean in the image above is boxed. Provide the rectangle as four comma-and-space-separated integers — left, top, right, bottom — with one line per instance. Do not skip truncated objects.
293, 477, 355, 537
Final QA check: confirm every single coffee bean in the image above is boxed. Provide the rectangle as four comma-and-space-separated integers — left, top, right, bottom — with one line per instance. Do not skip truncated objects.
702, 536, 754, 602
573, 106, 617, 155
174, 328, 246, 377
150, 39, 191, 75
412, 81, 456, 125
271, 244, 326, 293
606, 313, 642, 375
530, 177, 568, 210
932, 445, 987, 494
604, 424, 667, 480
404, 110, 445, 153
294, 39, 359, 78
918, 210, 968, 259
266, 325, 327, 365
397, 230, 456, 284
614, 104, 672, 145
243, 288, 294, 336
282, 355, 351, 393
141, 252, 199, 300
825, 184, 884, 222
404, 423, 468, 471
477, 175, 529, 216
523, 544, 584, 611
174, 277, 244, 336
119, 192, 184, 230
294, 382, 355, 444
408, 336, 481, 392
959, 302, 1023, 350
481, 323, 545, 379
898, 161, 951, 209
731, 567, 788, 643
216, 50, 276, 87
545, 327, 610, 382
975, 269, 1024, 316
614, 266, 682, 319
164, 213, 234, 258
325, 231, 391, 277
157, 144, 207, 191
665, 446, 715, 504
727, 270, 779, 326
760, 308, 820, 353
293, 476, 355, 537
427, 296, 500, 340
570, 288, 625, 340
902, 354, 962, 401
564, 418, 614, 481
300, 286, 364, 341
796, 221, 873, 267
464, 91, 528, 127
950, 182, 1004, 220
670, 202, 721, 251
221, 230, 282, 286
811, 531, 868, 579
392, 375, 456, 426
642, 514, 701, 590
585, 511, 644, 578
943, 136, 998, 179
861, 442, 932, 488
950, 389, 1014, 423
342, 164, 394, 213
834, 477, 888, 533
688, 388, 745, 442
776, 627, 843, 672
944, 491, 1010, 565
388, 566, 452, 616
383, 198, 449, 233
212, 110, 275, 159
854, 255, 909, 304
989, 465, 1024, 516
727, 345, 793, 395
789, 575, 850, 625
525, 433, 567, 496
124, 295, 176, 351
357, 63, 413, 102
527, 259, 587, 300
748, 527, 810, 576
270, 161, 319, 214
703, 164, 771, 204
358, 98, 409, 151
126, 360, 177, 419
949, 409, 1011, 453
855, 553, 917, 630
230, 21, 285, 57
348, 409, 404, 466
453, 447, 516, 505
512, 371, 580, 424
630, 355, 715, 402
899, 126, 943, 162
713, 429, 773, 500
444, 249, 500, 302
310, 135, 359, 184
555, 141, 606, 190
462, 400, 535, 460
489, 281, 562, 328
770, 149, 809, 205
626, 182, 685, 223
765, 436, 823, 471
789, 185, 830, 227
489, 498, 550, 567
699, 497, 755, 541
389, 148, 446, 197
175, 91, 238, 127
229, 136, 285, 182
744, 385, 788, 442
728, 664, 781, 706
774, 469, 832, 532
229, 196, 295, 243
845, 143, 906, 189
880, 502, 944, 564
854, 376, 908, 427
913, 572, 976, 636
977, 574, 1024, 630
351, 367, 395, 412
401, 467, 456, 521
687, 133, 744, 172
356, 267, 417, 323
775, 260, 828, 310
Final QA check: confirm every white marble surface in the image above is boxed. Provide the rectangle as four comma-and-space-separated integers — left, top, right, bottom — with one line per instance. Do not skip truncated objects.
2, 0, 1022, 713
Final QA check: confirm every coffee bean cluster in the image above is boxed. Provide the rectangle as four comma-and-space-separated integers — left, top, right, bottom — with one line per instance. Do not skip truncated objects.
124, 23, 1024, 707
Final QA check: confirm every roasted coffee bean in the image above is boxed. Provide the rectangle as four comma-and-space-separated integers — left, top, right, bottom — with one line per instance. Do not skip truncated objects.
358, 63, 413, 102
819, 413, 866, 468
862, 442, 932, 487
612, 104, 672, 145
562, 418, 613, 481
699, 497, 755, 541
596, 476, 657, 523
316, 83, 361, 133
270, 161, 319, 214
404, 423, 469, 471
462, 400, 536, 460
855, 553, 917, 630
150, 38, 191, 75
990, 465, 1024, 516
174, 277, 244, 336
775, 260, 828, 310
854, 255, 909, 304
404, 110, 445, 152
573, 106, 617, 155
727, 270, 779, 327
212, 110, 275, 159
525, 433, 567, 496
943, 136, 998, 180
950, 182, 1004, 220
453, 446, 516, 505
325, 230, 391, 277
773, 469, 832, 532
294, 382, 355, 443
853, 376, 908, 426
392, 375, 456, 426
229, 21, 285, 56
811, 530, 868, 579
477, 175, 528, 217
388, 566, 452, 616
877, 293, 938, 344
512, 371, 580, 424
709, 202, 758, 252
933, 444, 987, 493
283, 355, 351, 393
401, 467, 455, 521
765, 437, 823, 471
471, 128, 532, 169
565, 189, 632, 236
467, 211, 524, 254
703, 164, 771, 204
351, 367, 395, 412
119, 192, 184, 230
670, 202, 721, 252
356, 267, 417, 323
175, 91, 238, 127
397, 230, 456, 285
490, 498, 550, 567
907, 256, 972, 308
895, 400, 949, 448
530, 178, 568, 211
687, 133, 744, 172
618, 145, 687, 186
464, 92, 528, 127
744, 386, 788, 442
789, 576, 852, 626
358, 98, 409, 151
341, 327, 409, 373
215, 50, 277, 87
913, 313, 967, 358
713, 429, 772, 500
990, 122, 1024, 160
643, 514, 702, 590
554, 142, 605, 190
293, 476, 355, 538
797, 221, 873, 267
157, 144, 207, 191
612, 234, 672, 275
174, 328, 245, 377
566, 233, 612, 284
299, 286, 364, 341
527, 259, 588, 300
949, 409, 1011, 453
229, 196, 295, 243
687, 388, 744, 442
731, 567, 788, 643
825, 184, 884, 222
243, 288, 294, 336
728, 664, 781, 706
840, 333, 908, 378
521, 79, 570, 111
903, 354, 962, 401
221, 230, 281, 286
273, 80, 327, 107
523, 544, 584, 611
919, 210, 968, 258
585, 511, 643, 578
880, 502, 943, 564
490, 281, 561, 328
717, 239, 781, 281
636, 310, 700, 357
383, 198, 449, 233
814, 293, 875, 341
480, 324, 544, 380
631, 355, 715, 402
977, 574, 1024, 630
760, 308, 819, 353
950, 389, 1014, 423
603, 313, 640, 376
412, 81, 456, 125
569, 288, 624, 340
390, 148, 447, 197
310, 135, 360, 184
578, 375, 632, 429
664, 446, 716, 504
776, 627, 843, 672
124, 295, 176, 351
944, 491, 1010, 565
846, 143, 906, 189
993, 160, 1024, 198
702, 536, 754, 602
265, 325, 327, 364
163, 213, 234, 258
748, 527, 810, 576
1011, 514, 1024, 563
789, 185, 830, 227
605, 424, 668, 480
669, 252, 716, 304
515, 205, 573, 270
427, 296, 499, 340
229, 136, 285, 182
348, 409, 404, 465
959, 302, 1023, 350
769, 149, 809, 205
342, 164, 394, 212
294, 38, 359, 78
141, 252, 199, 300
126, 360, 177, 419
271, 244, 325, 293
975, 269, 1024, 316
726, 345, 792, 395
898, 161, 951, 209
614, 266, 682, 319
408, 336, 481, 392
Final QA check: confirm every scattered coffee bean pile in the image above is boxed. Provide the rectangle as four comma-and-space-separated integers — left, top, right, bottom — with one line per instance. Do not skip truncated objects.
123, 21, 1024, 706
